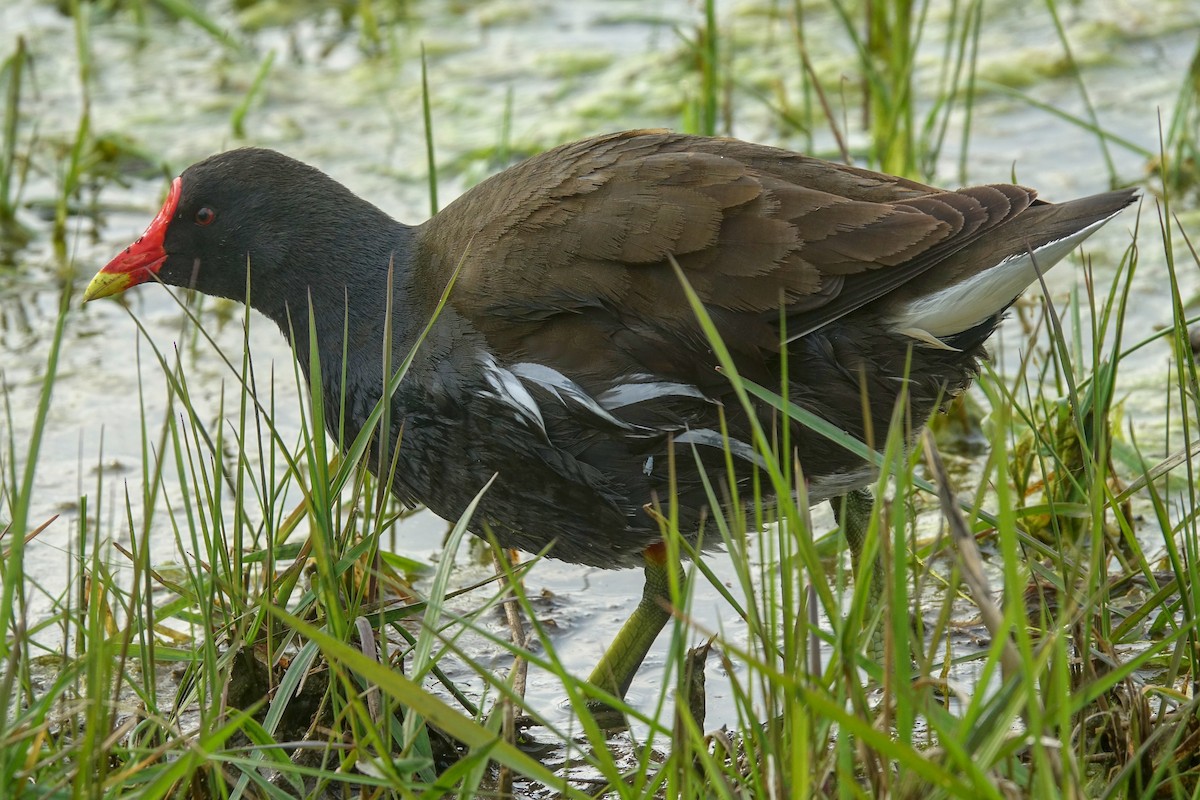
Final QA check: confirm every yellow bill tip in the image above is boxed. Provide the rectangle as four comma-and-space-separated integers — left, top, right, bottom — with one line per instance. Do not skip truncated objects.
82, 271, 133, 303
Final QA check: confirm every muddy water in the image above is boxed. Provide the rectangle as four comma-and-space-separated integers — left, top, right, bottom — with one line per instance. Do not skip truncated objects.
1, 0, 1197, 737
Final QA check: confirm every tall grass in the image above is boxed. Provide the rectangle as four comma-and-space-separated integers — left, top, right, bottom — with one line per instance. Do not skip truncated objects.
0, 36, 30, 254
1, 0, 1198, 797
689, 0, 988, 180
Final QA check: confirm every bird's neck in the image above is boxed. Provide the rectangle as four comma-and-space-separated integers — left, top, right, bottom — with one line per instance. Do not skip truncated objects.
255, 222, 425, 398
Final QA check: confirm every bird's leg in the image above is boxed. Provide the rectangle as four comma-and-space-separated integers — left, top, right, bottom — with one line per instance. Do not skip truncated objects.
833, 488, 886, 662
586, 543, 682, 721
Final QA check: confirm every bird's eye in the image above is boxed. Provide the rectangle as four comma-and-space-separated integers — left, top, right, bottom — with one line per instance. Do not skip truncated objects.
195, 207, 216, 226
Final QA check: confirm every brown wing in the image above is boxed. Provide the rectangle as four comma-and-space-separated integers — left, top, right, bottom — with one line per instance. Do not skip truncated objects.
414, 130, 1033, 380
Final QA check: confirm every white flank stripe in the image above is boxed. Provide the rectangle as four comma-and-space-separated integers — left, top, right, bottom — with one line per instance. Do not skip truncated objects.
597, 380, 710, 410
674, 428, 767, 468
509, 362, 640, 430
480, 354, 547, 433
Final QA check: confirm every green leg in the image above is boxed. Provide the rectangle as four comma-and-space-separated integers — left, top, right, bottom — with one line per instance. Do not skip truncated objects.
833, 488, 885, 662
586, 545, 681, 720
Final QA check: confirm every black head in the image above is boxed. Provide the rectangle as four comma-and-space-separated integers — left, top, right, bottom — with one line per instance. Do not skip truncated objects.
84, 148, 399, 328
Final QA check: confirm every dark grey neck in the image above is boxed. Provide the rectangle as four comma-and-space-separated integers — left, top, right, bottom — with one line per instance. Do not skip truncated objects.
253, 220, 424, 417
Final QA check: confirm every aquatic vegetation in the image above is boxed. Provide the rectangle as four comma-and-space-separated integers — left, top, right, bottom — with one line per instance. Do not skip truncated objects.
0, 0, 1197, 797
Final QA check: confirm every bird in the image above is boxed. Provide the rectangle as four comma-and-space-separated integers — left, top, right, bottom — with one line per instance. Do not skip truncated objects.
83, 129, 1136, 713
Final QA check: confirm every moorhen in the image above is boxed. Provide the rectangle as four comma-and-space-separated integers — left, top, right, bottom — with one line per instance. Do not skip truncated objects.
83, 129, 1135, 708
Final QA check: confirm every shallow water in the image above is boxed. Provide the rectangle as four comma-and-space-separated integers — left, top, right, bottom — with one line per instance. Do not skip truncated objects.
1, 0, 1198, 745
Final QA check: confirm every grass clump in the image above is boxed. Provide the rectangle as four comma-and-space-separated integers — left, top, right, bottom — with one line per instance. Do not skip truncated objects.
1, 0, 1199, 797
